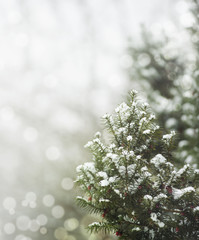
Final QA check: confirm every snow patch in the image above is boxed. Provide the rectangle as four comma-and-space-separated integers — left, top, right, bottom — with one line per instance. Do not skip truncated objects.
153, 193, 167, 202
100, 179, 109, 186
143, 129, 150, 134
99, 198, 110, 202
76, 162, 96, 173
193, 206, 199, 212
162, 131, 175, 145
150, 213, 165, 228
127, 136, 133, 141
144, 195, 153, 201
173, 187, 195, 199
97, 171, 108, 179
151, 154, 166, 167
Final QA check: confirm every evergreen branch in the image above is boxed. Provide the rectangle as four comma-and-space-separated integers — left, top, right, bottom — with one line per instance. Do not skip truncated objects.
76, 197, 103, 215
87, 221, 116, 234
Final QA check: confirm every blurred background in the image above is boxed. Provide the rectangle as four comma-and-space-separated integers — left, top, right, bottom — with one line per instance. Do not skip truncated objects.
0, 0, 190, 239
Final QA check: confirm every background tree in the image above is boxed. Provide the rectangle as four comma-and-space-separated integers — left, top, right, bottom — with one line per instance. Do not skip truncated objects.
76, 90, 199, 239
127, 0, 199, 167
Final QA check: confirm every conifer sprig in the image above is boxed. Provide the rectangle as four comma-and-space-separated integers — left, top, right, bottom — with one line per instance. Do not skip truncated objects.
76, 90, 199, 239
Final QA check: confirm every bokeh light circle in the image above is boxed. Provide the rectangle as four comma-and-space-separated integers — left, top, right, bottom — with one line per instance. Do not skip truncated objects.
67, 236, 76, 240
40, 227, 47, 235
64, 218, 79, 231
15, 235, 32, 240
36, 214, 48, 226
4, 222, 16, 234
45, 146, 60, 161
42, 194, 55, 207
3, 197, 16, 210
25, 192, 37, 202
52, 205, 65, 219
61, 178, 74, 190
16, 216, 31, 231
29, 220, 40, 232
54, 227, 68, 240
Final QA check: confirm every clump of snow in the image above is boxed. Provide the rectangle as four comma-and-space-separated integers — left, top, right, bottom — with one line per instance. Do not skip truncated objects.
97, 171, 117, 186
165, 162, 174, 168
132, 227, 141, 231
76, 196, 84, 200
122, 150, 128, 156
118, 127, 126, 134
151, 154, 166, 167
149, 229, 155, 239
127, 136, 133, 141
84, 141, 93, 148
84, 137, 106, 151
118, 166, 126, 176
131, 89, 138, 95
143, 129, 150, 134
141, 166, 148, 171
115, 102, 131, 121
97, 171, 108, 179
193, 206, 199, 212
76, 162, 96, 173
93, 138, 101, 144
139, 117, 147, 127
109, 143, 116, 149
176, 164, 189, 177
151, 213, 157, 222
127, 164, 136, 177
106, 153, 118, 161
153, 193, 167, 202
141, 166, 151, 177
144, 195, 153, 201
115, 102, 130, 113
95, 131, 101, 138
109, 176, 116, 183
124, 215, 134, 223
100, 179, 109, 187
105, 153, 119, 166
149, 114, 156, 120
102, 113, 111, 119
129, 151, 134, 157
173, 187, 195, 200
114, 189, 120, 195
162, 131, 175, 145
158, 222, 165, 228
142, 102, 149, 108
99, 198, 110, 202
88, 222, 101, 227
150, 213, 165, 228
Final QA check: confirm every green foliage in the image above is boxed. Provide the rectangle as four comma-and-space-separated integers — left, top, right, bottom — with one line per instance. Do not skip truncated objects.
127, 0, 199, 167
128, 27, 185, 99
76, 1, 199, 238
76, 91, 199, 239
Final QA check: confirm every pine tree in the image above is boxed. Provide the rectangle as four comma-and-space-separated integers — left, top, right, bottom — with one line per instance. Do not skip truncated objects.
75, 90, 199, 240
127, 0, 199, 167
